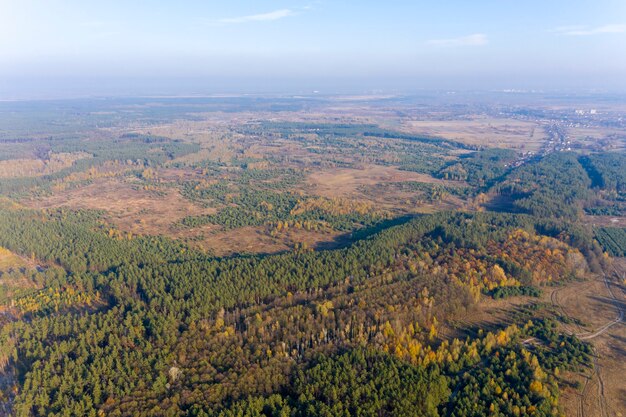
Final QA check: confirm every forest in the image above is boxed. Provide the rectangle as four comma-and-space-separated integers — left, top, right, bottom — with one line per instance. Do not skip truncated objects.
0, 203, 603, 416
0, 104, 624, 417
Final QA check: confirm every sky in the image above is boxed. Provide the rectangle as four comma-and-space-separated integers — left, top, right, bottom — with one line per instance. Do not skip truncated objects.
1, 0, 625, 97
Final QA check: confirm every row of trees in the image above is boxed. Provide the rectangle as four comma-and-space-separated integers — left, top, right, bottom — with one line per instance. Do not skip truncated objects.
594, 227, 626, 256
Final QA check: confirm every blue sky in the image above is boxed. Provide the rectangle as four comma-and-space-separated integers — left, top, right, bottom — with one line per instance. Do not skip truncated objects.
1, 0, 625, 96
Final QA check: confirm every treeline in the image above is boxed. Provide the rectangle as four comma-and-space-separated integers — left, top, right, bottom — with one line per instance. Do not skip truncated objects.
579, 153, 626, 216
362, 130, 473, 150
1, 206, 603, 319
0, 205, 194, 274
242, 121, 471, 149
493, 152, 592, 219
490, 285, 542, 299
180, 187, 300, 229
438, 148, 517, 187
579, 153, 626, 196
489, 151, 626, 219
367, 181, 470, 199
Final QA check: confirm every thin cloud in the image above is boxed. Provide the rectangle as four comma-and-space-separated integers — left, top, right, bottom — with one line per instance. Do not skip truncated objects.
79, 21, 122, 30
554, 24, 626, 36
219, 9, 295, 24
426, 33, 488, 47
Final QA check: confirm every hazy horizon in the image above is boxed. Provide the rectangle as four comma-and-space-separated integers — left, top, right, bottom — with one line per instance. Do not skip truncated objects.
2, 0, 626, 98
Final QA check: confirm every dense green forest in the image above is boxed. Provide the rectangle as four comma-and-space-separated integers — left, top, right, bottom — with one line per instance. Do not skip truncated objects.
493, 152, 592, 219
594, 227, 626, 257
437, 148, 517, 187
580, 153, 626, 196
0, 202, 603, 416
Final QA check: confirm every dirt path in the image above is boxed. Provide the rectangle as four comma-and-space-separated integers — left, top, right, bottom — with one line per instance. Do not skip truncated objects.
577, 273, 623, 340
552, 266, 626, 417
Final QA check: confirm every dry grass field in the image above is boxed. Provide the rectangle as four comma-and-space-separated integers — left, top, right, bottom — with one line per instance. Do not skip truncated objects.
0, 152, 91, 178
0, 247, 40, 307
179, 225, 347, 257
306, 165, 451, 197
305, 165, 467, 213
0, 247, 31, 271
401, 117, 547, 150
568, 127, 626, 152
306, 165, 462, 196
22, 173, 353, 256
551, 266, 626, 417
25, 177, 216, 237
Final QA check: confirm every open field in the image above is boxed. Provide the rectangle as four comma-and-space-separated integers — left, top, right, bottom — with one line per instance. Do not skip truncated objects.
402, 117, 547, 150
0, 247, 40, 307
179, 225, 347, 257
0, 247, 32, 272
25, 177, 215, 237
305, 165, 456, 198
584, 215, 626, 228
303, 163, 469, 214
552, 266, 626, 417
568, 127, 626, 152
22, 174, 357, 256
0, 152, 92, 178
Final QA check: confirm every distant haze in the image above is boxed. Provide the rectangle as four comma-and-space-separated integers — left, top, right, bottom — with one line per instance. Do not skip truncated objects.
1, 0, 626, 98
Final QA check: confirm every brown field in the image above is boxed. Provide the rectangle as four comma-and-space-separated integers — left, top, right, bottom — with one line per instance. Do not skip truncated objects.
568, 127, 626, 152
0, 247, 31, 271
440, 294, 535, 341
179, 226, 347, 257
173, 225, 289, 256
24, 177, 216, 237
552, 278, 616, 332
306, 165, 467, 213
0, 247, 40, 306
0, 152, 91, 178
21, 174, 357, 256
306, 165, 457, 198
401, 117, 547, 150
